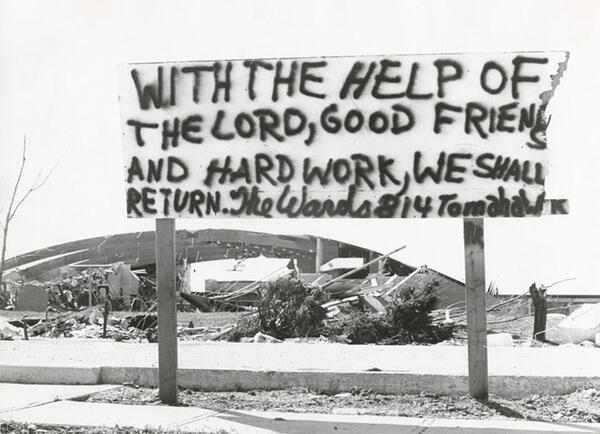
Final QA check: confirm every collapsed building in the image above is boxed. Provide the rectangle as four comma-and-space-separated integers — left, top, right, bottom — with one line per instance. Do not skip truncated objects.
2, 229, 481, 312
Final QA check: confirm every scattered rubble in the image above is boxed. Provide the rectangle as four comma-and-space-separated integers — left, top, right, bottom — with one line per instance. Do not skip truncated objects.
1, 245, 596, 347
0, 421, 195, 434
0, 306, 244, 343
0, 317, 23, 340
240, 331, 282, 343
88, 386, 600, 423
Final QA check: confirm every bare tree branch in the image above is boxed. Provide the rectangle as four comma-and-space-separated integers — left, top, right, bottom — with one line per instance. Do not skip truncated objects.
1, 136, 57, 288
8, 161, 57, 221
32, 164, 57, 190
5, 137, 28, 226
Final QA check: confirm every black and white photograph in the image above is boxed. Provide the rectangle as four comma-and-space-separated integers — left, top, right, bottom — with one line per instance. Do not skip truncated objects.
0, 1, 599, 432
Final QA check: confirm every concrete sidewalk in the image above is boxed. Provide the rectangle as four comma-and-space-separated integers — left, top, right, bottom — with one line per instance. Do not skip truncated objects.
0, 383, 120, 413
1, 339, 599, 398
1, 384, 600, 433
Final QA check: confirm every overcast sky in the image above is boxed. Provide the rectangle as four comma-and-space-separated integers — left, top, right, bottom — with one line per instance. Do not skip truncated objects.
0, 0, 598, 294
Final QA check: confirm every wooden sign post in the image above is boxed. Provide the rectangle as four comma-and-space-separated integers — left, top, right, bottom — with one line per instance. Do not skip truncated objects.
117, 52, 569, 404
463, 217, 488, 400
155, 218, 178, 404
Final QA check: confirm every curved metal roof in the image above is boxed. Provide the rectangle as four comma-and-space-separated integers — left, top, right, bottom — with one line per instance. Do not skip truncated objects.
4, 229, 415, 280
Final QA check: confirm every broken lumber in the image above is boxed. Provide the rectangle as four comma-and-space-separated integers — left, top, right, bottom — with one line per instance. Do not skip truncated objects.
321, 245, 406, 290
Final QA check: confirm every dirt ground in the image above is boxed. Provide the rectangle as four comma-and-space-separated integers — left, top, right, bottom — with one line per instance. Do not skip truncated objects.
88, 385, 600, 424
0, 421, 223, 434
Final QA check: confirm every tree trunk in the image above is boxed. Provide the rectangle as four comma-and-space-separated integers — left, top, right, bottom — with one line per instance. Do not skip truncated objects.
529, 283, 547, 341
0, 223, 9, 289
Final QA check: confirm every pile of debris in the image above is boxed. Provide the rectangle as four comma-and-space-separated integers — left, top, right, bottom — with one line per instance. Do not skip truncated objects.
320, 266, 466, 321
3, 262, 153, 313
0, 306, 157, 342
178, 323, 235, 341
181, 246, 418, 315
1, 304, 248, 343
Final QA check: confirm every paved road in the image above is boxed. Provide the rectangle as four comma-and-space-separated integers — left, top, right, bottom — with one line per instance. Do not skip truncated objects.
1, 338, 599, 376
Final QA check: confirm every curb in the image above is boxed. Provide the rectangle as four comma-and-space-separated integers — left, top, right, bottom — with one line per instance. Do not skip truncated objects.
0, 366, 101, 385
2, 365, 600, 399
103, 367, 470, 395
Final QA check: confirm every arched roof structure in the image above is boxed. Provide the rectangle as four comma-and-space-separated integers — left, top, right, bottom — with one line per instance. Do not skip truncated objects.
4, 229, 415, 281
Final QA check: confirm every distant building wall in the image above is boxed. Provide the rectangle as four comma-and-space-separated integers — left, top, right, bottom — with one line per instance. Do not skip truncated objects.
16, 284, 48, 311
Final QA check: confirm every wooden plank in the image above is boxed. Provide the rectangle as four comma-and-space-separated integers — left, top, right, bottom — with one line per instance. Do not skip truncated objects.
369, 251, 380, 274
463, 217, 488, 400
155, 218, 178, 405
315, 237, 324, 273
321, 246, 406, 290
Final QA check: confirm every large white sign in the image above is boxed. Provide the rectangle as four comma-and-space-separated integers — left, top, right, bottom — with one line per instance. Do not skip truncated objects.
118, 52, 568, 218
